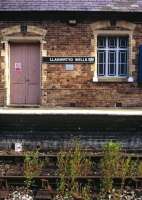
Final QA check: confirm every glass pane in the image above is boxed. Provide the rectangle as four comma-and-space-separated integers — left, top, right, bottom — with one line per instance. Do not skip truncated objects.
119, 64, 127, 75
97, 50, 106, 76
98, 64, 105, 75
118, 50, 128, 76
98, 51, 105, 63
119, 37, 128, 48
109, 51, 115, 62
120, 50, 127, 63
109, 64, 116, 75
97, 36, 106, 48
108, 37, 117, 48
108, 51, 116, 75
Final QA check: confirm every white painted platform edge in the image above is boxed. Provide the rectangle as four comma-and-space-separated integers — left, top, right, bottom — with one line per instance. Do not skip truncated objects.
0, 108, 142, 116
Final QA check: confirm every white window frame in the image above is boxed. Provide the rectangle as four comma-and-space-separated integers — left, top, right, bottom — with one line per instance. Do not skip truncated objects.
92, 30, 133, 82
97, 36, 128, 77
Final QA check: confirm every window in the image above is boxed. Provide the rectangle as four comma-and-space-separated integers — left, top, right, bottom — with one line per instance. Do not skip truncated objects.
97, 36, 128, 77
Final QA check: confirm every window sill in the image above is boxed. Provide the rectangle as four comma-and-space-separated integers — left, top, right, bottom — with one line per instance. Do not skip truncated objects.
97, 77, 128, 82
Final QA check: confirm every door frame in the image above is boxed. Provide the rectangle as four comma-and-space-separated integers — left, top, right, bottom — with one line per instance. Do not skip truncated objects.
4, 37, 43, 106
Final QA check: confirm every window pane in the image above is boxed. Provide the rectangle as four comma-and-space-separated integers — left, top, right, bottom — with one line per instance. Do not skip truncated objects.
97, 50, 106, 76
108, 37, 117, 48
119, 64, 127, 75
97, 36, 106, 48
98, 50, 105, 63
98, 64, 105, 75
118, 50, 128, 76
119, 50, 127, 63
108, 51, 116, 75
119, 37, 128, 48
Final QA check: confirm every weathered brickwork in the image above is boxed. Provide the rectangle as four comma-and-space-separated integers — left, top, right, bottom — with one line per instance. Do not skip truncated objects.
0, 20, 142, 107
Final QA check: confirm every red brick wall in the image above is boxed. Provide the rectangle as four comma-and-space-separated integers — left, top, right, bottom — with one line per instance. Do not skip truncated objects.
0, 21, 142, 107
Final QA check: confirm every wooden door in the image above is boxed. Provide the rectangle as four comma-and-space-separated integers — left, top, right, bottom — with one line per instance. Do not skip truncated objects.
10, 43, 40, 105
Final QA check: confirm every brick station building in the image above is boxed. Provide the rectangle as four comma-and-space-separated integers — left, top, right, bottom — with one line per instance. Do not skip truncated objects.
0, 0, 142, 108
0, 1, 142, 150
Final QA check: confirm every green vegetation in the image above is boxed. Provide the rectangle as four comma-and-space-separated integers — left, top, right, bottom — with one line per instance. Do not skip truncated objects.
100, 141, 121, 194
57, 139, 92, 199
16, 140, 142, 199
100, 141, 137, 199
138, 160, 142, 176
24, 150, 44, 188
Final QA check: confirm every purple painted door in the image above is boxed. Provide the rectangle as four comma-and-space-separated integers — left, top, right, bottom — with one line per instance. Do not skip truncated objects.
10, 43, 40, 105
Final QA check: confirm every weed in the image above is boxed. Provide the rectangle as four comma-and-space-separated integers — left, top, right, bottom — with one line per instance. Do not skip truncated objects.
24, 150, 44, 188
